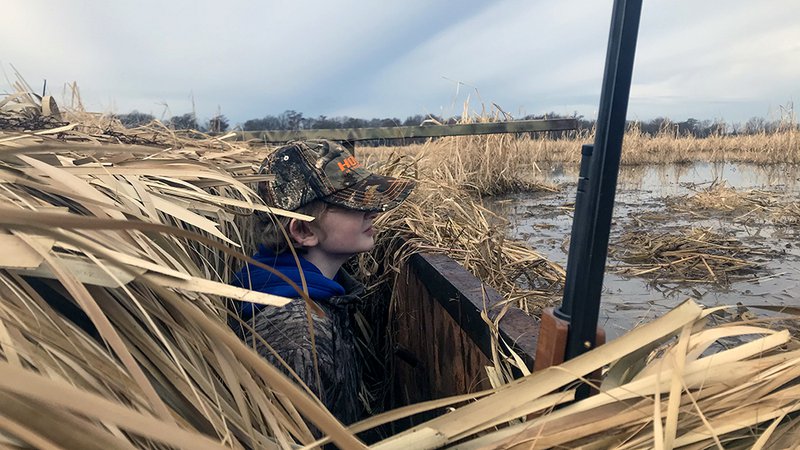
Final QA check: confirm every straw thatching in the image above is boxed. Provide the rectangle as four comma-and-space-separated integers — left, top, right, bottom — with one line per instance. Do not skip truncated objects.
1, 87, 366, 449
3, 84, 800, 449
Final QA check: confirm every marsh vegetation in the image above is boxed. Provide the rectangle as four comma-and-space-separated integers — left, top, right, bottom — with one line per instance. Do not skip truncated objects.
2, 81, 800, 448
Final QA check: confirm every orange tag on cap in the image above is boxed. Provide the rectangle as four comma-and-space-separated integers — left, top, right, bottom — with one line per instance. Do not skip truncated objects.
337, 156, 361, 172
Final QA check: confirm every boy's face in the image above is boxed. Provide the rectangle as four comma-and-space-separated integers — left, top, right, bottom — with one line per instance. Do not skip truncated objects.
311, 206, 379, 258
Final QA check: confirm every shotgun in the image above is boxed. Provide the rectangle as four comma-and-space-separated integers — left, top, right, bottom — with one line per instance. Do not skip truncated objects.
534, 0, 643, 401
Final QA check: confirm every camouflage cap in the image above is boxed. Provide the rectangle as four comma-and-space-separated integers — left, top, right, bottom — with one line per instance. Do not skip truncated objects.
258, 140, 416, 212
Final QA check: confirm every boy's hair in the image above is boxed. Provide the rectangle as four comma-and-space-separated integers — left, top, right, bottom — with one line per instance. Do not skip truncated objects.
255, 200, 329, 254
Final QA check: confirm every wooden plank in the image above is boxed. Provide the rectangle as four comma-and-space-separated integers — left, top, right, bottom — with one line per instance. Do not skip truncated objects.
236, 118, 577, 143
393, 256, 495, 403
407, 252, 539, 367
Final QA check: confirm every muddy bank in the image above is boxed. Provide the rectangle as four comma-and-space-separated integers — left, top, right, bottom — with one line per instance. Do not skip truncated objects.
488, 162, 800, 340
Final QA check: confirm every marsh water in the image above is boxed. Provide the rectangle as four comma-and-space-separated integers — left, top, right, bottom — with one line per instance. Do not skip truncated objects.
487, 163, 800, 340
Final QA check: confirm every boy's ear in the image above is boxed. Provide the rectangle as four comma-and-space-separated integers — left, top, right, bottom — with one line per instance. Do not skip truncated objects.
288, 218, 319, 248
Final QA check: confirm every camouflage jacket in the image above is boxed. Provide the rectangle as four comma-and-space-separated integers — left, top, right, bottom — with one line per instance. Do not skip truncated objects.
237, 270, 365, 426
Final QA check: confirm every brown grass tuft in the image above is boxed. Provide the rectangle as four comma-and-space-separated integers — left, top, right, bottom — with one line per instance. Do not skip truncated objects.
611, 227, 772, 285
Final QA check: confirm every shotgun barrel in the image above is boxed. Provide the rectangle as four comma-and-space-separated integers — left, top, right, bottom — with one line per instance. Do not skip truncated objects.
555, 0, 643, 378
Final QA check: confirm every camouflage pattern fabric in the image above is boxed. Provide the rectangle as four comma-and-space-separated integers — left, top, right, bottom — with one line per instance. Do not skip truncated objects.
237, 270, 365, 427
258, 140, 415, 212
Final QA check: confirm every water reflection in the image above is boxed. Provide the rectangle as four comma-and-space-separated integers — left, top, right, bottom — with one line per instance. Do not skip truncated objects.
536, 162, 800, 191
492, 162, 800, 340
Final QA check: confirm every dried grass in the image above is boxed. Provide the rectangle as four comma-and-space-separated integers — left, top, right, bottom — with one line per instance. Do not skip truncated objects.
362, 118, 800, 169
610, 227, 772, 285
668, 181, 800, 230
361, 300, 800, 449
358, 109, 563, 197
355, 109, 568, 315
1, 88, 366, 449
361, 151, 565, 316
3, 84, 800, 449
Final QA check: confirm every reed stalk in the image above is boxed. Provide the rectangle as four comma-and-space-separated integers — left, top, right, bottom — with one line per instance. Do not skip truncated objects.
2, 83, 799, 449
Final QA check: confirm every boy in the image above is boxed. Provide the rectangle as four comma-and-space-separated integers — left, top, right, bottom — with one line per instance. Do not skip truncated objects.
232, 139, 415, 425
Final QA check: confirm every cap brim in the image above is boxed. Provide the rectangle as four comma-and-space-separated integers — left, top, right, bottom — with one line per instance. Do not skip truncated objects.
323, 173, 416, 212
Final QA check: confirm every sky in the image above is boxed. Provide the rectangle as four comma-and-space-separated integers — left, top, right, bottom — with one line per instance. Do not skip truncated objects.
3, 0, 799, 127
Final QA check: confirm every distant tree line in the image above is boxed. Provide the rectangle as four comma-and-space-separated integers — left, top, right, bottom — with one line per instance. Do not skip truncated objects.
113, 111, 229, 133
114, 109, 796, 138
241, 110, 440, 131
629, 116, 795, 137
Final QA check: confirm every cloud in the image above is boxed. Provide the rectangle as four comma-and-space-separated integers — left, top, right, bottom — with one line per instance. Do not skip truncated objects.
630, 0, 800, 120
3, 0, 799, 124
353, 0, 611, 118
